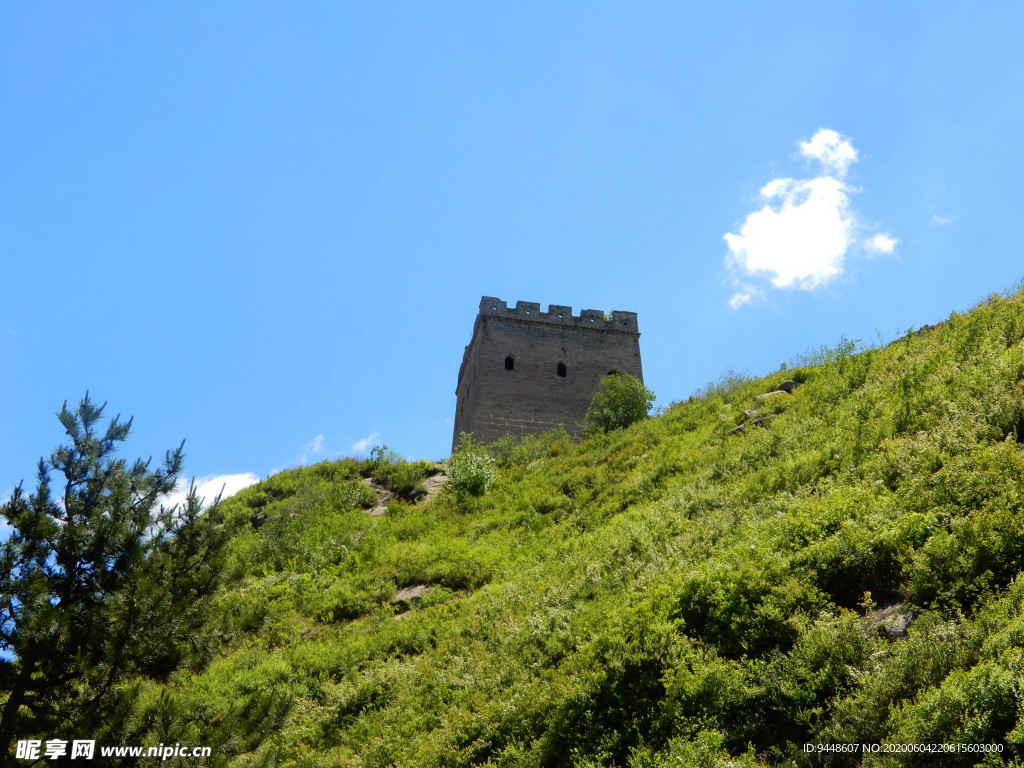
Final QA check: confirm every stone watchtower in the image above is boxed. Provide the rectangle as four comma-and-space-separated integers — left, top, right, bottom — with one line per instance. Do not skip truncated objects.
453, 297, 643, 449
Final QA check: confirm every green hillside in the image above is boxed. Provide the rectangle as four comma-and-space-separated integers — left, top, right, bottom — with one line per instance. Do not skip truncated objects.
151, 287, 1024, 766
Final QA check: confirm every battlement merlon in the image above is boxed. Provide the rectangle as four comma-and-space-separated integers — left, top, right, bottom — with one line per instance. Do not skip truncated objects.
477, 296, 639, 335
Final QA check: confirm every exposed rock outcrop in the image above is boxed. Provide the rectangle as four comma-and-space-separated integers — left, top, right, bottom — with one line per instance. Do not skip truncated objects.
873, 604, 919, 641
391, 585, 433, 611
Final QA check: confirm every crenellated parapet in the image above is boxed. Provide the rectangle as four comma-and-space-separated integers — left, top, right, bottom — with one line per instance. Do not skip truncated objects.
478, 297, 639, 334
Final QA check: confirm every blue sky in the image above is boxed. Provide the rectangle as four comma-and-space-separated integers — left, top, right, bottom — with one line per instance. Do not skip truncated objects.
3, 4, 1023, 516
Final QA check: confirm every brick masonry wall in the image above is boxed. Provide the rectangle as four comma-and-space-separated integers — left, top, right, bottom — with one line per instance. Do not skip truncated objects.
453, 298, 643, 450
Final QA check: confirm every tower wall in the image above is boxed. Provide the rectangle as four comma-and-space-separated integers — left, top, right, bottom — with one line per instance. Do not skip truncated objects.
453, 297, 643, 450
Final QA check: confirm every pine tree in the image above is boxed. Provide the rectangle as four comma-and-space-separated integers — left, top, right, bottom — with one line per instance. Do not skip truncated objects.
0, 394, 226, 755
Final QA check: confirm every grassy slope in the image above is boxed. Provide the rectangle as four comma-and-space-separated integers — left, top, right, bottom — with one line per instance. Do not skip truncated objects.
155, 288, 1024, 767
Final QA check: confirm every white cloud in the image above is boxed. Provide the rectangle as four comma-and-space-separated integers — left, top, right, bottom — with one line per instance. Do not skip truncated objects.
297, 433, 329, 465
724, 129, 896, 308
351, 432, 382, 456
725, 175, 852, 291
728, 286, 760, 310
304, 434, 325, 454
160, 472, 260, 511
863, 232, 898, 256
798, 128, 858, 178
930, 214, 955, 227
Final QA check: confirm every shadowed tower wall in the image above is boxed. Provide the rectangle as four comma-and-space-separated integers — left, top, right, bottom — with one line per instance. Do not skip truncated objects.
453, 297, 643, 450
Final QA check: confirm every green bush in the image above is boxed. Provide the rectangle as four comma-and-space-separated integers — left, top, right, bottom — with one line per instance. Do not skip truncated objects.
488, 427, 571, 468
448, 434, 497, 497
583, 372, 656, 436
374, 461, 426, 495
367, 444, 428, 495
